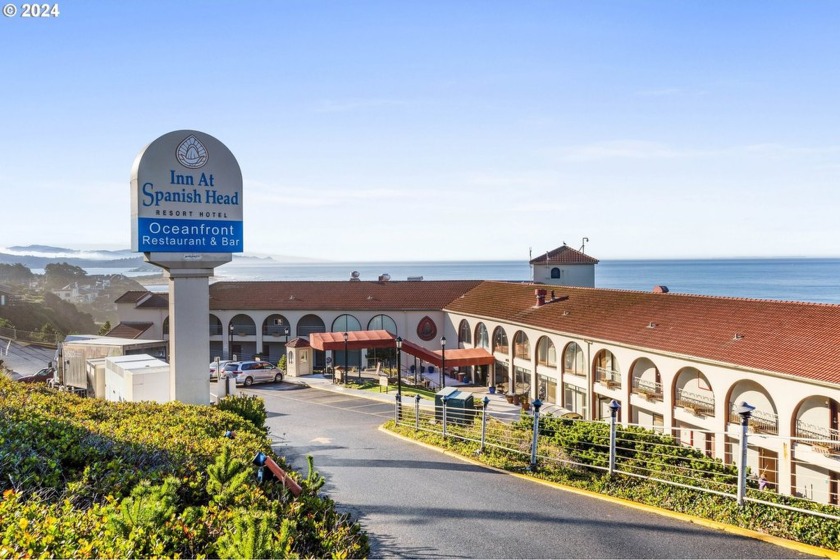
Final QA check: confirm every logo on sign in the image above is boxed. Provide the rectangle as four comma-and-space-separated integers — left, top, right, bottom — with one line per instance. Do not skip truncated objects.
176, 135, 209, 169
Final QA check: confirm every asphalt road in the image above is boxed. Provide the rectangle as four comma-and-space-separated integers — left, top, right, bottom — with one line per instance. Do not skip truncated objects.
0, 339, 55, 377
249, 384, 815, 559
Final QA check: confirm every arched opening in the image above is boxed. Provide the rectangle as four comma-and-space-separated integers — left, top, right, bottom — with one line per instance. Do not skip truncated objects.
458, 319, 472, 345
513, 330, 530, 360
792, 395, 840, 504
228, 313, 257, 361
535, 336, 558, 404
674, 366, 714, 416
474, 323, 489, 349
594, 349, 621, 389
550, 267, 561, 279
492, 326, 508, 355
367, 315, 397, 369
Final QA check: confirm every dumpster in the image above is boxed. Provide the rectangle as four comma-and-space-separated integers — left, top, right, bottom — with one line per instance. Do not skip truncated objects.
435, 387, 475, 426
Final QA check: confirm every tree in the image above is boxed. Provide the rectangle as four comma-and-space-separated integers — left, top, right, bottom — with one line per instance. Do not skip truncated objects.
98, 321, 112, 335
44, 263, 87, 290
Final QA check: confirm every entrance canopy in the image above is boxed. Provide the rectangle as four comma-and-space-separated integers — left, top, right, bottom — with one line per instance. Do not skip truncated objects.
308, 331, 495, 368
309, 330, 396, 351
400, 339, 494, 368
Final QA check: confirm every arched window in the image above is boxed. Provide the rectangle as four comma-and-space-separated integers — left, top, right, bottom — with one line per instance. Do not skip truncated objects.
367, 314, 397, 335
332, 314, 361, 332
209, 314, 222, 336
458, 320, 472, 345
492, 326, 508, 354
563, 342, 585, 376
263, 314, 291, 337
551, 267, 561, 279
536, 336, 556, 367
162, 316, 170, 336
475, 323, 489, 349
513, 331, 530, 359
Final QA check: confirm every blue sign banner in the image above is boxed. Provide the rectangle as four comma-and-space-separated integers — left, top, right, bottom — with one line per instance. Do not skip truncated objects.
137, 217, 242, 252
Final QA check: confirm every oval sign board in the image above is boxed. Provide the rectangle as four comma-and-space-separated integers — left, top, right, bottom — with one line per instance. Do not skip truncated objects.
131, 130, 243, 253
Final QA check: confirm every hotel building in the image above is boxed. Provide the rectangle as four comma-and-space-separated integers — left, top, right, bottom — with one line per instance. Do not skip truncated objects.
112, 245, 840, 505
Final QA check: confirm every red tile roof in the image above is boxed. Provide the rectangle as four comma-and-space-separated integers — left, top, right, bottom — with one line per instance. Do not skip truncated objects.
444, 282, 840, 385
530, 245, 599, 265
107, 322, 153, 339
310, 330, 395, 351
208, 280, 482, 311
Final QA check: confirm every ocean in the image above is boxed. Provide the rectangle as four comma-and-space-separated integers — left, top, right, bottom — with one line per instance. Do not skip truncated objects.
205, 258, 840, 305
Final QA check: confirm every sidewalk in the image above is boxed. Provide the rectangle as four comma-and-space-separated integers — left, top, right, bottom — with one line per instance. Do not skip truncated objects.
286, 372, 524, 417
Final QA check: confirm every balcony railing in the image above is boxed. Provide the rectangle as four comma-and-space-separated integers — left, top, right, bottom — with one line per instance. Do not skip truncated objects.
795, 420, 840, 452
675, 388, 715, 417
728, 403, 778, 435
263, 326, 290, 337
596, 366, 621, 388
209, 325, 223, 336
631, 377, 663, 400
229, 325, 257, 336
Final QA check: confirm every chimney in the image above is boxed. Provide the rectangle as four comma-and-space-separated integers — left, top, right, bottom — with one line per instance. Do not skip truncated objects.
534, 288, 547, 306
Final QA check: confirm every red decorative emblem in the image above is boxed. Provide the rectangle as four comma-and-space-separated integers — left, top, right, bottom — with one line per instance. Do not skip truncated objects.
416, 316, 437, 341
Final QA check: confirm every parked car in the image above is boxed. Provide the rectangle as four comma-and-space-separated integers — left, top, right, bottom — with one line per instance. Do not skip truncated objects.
16, 367, 56, 384
210, 360, 233, 381
223, 361, 284, 386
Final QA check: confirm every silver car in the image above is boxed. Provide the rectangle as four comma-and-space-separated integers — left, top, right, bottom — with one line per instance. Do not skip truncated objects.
223, 361, 284, 386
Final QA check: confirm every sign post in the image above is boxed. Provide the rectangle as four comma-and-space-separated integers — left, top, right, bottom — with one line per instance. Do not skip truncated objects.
131, 130, 243, 405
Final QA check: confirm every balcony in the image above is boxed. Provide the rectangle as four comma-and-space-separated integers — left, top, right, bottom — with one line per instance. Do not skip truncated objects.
631, 377, 662, 401
675, 388, 715, 417
728, 403, 778, 435
796, 420, 840, 454
596, 366, 621, 389
229, 325, 257, 336
263, 326, 290, 337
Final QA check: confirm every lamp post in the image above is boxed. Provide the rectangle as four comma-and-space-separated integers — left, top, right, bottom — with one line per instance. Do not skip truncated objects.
343, 332, 348, 386
228, 324, 234, 361
396, 337, 403, 419
608, 399, 621, 475
735, 401, 755, 506
440, 336, 446, 391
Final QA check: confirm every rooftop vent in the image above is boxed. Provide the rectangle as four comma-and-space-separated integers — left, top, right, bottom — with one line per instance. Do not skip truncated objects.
733, 333, 745, 340
407, 276, 423, 281
350, 271, 361, 282
647, 321, 657, 329
378, 273, 391, 282
653, 285, 669, 294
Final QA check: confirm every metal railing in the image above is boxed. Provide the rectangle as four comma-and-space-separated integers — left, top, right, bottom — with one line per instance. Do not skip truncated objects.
596, 366, 621, 387
392, 397, 840, 520
796, 420, 840, 451
675, 388, 715, 417
729, 404, 778, 435
631, 376, 662, 399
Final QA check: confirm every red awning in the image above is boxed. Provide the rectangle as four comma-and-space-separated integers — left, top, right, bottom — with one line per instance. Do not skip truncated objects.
399, 339, 495, 368
309, 330, 396, 351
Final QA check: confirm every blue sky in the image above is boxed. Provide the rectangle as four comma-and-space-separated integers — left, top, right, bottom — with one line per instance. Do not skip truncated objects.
2, 1, 839, 261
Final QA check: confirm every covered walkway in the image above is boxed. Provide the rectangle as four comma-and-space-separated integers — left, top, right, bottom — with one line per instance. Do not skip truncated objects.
308, 330, 494, 369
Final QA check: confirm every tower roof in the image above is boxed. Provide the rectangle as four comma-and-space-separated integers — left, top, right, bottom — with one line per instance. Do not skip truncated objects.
530, 244, 599, 265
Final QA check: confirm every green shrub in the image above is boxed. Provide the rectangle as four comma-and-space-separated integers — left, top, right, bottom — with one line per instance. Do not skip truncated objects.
0, 376, 369, 559
217, 393, 267, 431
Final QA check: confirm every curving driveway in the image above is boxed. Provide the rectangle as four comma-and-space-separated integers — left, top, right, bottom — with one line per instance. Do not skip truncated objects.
250, 384, 817, 559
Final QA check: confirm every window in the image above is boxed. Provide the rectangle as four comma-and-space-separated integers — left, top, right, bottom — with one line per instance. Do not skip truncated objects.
536, 337, 556, 367
368, 314, 397, 335
551, 267, 562, 279
475, 323, 489, 349
563, 342, 585, 376
513, 331, 530, 360
538, 375, 557, 404
458, 320, 472, 345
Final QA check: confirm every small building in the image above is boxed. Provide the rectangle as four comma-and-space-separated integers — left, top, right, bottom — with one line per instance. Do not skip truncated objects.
530, 244, 599, 287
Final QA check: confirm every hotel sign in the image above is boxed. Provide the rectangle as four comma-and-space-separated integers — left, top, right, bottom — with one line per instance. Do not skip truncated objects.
131, 130, 243, 253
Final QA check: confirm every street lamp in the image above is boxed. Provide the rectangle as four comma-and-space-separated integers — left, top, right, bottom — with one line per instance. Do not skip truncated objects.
229, 324, 234, 361
440, 336, 446, 391
396, 337, 403, 419
343, 332, 349, 386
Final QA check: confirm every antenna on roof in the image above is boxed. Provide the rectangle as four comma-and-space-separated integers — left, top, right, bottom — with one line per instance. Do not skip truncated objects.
580, 237, 589, 253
